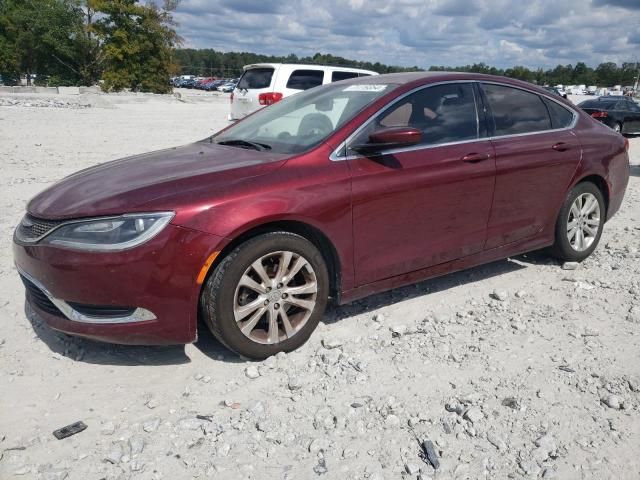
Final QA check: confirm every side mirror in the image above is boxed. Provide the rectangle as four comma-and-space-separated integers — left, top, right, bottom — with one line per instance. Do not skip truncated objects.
351, 127, 422, 153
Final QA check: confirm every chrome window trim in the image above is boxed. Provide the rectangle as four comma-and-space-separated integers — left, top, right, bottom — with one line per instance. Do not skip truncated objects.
329, 79, 579, 162
18, 267, 156, 324
479, 80, 579, 139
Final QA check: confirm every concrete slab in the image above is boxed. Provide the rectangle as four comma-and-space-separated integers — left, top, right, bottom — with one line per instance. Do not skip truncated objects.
57, 86, 80, 95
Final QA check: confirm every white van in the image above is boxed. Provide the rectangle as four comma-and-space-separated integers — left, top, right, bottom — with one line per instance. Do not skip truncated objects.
229, 63, 378, 120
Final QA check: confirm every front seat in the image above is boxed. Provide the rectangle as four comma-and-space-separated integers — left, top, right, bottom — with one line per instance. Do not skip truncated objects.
297, 113, 333, 140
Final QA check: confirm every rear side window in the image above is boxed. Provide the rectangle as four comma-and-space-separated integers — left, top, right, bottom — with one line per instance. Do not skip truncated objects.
331, 71, 359, 82
483, 84, 551, 136
542, 98, 574, 129
286, 70, 324, 90
237, 68, 274, 89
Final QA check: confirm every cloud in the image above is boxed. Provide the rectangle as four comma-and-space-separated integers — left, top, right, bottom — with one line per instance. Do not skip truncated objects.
172, 0, 640, 69
593, 0, 640, 9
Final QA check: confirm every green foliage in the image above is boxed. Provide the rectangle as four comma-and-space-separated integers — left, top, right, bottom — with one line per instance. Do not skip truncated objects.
0, 0, 85, 85
92, 0, 181, 93
429, 61, 640, 86
0, 0, 179, 92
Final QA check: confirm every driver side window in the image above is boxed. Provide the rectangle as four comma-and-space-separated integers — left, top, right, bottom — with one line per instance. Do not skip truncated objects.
351, 82, 479, 149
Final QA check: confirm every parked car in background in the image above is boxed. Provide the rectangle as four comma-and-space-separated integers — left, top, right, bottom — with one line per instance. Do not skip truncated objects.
220, 82, 236, 93
195, 77, 216, 89
203, 80, 224, 91
229, 63, 378, 120
587, 86, 598, 95
543, 86, 567, 99
14, 72, 630, 358
578, 97, 640, 133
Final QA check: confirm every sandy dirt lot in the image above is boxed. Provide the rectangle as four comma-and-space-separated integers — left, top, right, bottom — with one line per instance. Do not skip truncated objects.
0, 92, 639, 480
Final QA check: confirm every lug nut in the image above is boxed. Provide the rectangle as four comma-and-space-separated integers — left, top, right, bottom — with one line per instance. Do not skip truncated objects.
266, 287, 272, 292
282, 293, 288, 299
264, 300, 269, 306
274, 303, 280, 309
277, 283, 283, 289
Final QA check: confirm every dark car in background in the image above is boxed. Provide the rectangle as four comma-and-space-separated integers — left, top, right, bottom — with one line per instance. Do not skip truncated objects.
14, 72, 630, 359
578, 97, 640, 134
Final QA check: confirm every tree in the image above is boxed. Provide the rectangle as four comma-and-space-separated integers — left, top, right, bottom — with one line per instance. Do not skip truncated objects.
92, 0, 181, 93
0, 0, 86, 85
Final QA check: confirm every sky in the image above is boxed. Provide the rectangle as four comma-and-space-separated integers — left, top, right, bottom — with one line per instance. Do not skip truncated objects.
172, 0, 640, 69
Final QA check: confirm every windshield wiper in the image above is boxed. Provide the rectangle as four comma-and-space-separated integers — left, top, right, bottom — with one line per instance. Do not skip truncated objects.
216, 139, 271, 151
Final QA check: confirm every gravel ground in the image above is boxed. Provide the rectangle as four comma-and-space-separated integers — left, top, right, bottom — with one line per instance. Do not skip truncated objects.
0, 92, 639, 480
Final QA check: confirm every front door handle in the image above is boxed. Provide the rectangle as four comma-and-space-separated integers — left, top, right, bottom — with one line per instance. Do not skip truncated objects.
462, 152, 490, 163
552, 142, 572, 152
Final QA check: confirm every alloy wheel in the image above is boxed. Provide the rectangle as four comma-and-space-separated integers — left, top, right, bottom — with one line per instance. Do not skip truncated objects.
233, 250, 318, 344
566, 193, 601, 252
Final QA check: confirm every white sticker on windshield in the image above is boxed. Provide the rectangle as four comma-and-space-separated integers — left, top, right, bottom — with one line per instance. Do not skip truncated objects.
343, 84, 387, 92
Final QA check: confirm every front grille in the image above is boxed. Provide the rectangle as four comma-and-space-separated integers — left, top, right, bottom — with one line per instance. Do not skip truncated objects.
17, 215, 66, 241
20, 274, 65, 318
67, 303, 135, 318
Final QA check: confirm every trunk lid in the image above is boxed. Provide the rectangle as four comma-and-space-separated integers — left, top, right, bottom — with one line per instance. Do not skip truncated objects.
230, 65, 276, 120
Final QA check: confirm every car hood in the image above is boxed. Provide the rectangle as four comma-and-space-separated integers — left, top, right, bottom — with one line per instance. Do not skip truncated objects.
27, 141, 288, 220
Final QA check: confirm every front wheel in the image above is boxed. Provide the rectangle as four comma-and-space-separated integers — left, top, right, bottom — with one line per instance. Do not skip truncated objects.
200, 232, 329, 359
549, 182, 605, 262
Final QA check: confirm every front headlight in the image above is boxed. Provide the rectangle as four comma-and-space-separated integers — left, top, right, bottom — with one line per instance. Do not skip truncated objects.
42, 212, 174, 251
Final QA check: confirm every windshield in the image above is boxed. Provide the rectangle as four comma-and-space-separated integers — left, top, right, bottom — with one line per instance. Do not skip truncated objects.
215, 82, 397, 154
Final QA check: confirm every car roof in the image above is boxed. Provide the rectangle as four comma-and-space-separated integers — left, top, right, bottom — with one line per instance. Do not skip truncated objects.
580, 99, 617, 107
329, 71, 564, 97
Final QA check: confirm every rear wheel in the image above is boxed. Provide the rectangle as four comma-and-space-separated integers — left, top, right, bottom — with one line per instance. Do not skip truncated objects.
549, 182, 605, 262
200, 232, 329, 359
613, 122, 622, 133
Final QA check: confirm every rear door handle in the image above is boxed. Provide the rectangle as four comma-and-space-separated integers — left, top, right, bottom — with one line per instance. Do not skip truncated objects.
462, 152, 491, 163
552, 142, 572, 152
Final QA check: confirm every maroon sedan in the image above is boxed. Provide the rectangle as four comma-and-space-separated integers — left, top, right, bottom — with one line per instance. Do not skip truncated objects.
13, 73, 630, 359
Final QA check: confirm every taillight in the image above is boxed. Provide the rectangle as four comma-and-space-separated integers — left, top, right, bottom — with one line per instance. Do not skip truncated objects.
258, 92, 283, 106
230, 91, 234, 104
591, 111, 608, 118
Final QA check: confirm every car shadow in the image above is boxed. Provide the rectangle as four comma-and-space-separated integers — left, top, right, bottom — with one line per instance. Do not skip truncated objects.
630, 164, 640, 177
24, 301, 191, 366
192, 320, 245, 363
324, 251, 548, 324
23, 251, 550, 365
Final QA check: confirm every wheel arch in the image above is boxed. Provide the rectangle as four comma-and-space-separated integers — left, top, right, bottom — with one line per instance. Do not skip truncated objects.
198, 219, 342, 304
573, 174, 610, 217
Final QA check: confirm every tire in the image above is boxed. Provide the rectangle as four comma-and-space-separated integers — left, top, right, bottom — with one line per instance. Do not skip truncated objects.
200, 232, 329, 359
549, 182, 605, 262
613, 122, 622, 133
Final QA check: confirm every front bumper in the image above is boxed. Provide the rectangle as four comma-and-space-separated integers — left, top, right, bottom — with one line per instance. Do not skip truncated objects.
13, 224, 225, 345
